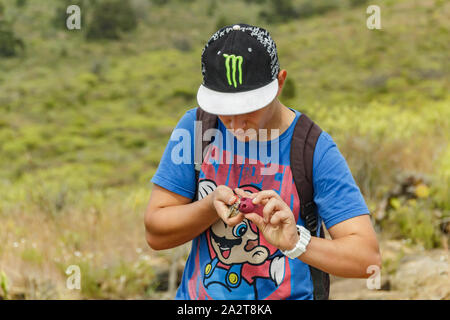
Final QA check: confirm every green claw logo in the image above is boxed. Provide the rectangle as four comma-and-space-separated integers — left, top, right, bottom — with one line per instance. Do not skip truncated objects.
223, 54, 243, 88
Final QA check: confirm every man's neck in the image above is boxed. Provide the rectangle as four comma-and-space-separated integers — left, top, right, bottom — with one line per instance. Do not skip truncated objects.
259, 100, 296, 141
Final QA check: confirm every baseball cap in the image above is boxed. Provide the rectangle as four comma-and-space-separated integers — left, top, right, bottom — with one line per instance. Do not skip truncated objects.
197, 23, 280, 116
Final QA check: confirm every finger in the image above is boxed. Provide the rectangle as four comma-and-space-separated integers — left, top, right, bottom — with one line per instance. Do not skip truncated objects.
252, 190, 282, 205
226, 212, 245, 227
216, 185, 238, 205
213, 199, 232, 219
229, 194, 239, 205
234, 188, 255, 199
269, 211, 282, 226
244, 213, 265, 231
270, 210, 296, 227
213, 197, 245, 227
262, 198, 282, 223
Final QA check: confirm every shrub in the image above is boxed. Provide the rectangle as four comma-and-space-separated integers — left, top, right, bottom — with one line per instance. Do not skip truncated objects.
0, 271, 8, 299
260, 0, 340, 23
215, 15, 231, 31
15, 0, 27, 7
259, 0, 298, 23
281, 77, 296, 100
86, 0, 138, 40
348, 0, 369, 8
0, 21, 24, 57
297, 0, 339, 19
151, 0, 170, 5
382, 199, 443, 249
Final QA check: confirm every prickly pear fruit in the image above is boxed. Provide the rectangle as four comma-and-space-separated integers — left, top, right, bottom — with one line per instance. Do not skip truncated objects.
238, 197, 255, 213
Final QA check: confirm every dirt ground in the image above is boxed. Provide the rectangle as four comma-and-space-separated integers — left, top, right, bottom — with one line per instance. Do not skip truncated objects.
329, 239, 449, 300
153, 236, 449, 300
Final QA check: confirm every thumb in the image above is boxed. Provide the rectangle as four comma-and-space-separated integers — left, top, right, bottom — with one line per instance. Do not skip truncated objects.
228, 194, 239, 205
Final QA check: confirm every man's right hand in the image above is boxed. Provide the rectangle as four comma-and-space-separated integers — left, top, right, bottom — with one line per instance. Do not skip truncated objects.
210, 185, 244, 227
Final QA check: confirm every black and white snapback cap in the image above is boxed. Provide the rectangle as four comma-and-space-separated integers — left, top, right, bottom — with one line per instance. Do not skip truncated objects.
197, 24, 280, 115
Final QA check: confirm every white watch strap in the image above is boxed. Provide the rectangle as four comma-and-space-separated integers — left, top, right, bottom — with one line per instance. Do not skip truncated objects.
282, 225, 311, 259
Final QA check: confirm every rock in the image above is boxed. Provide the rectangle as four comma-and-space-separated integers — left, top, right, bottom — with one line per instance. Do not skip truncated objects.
391, 250, 449, 299
329, 277, 409, 300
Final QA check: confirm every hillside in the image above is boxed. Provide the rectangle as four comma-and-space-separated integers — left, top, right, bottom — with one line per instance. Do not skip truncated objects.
0, 0, 449, 299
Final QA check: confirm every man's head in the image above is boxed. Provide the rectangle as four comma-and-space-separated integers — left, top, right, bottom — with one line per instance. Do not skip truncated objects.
196, 24, 288, 141
197, 24, 284, 118
218, 69, 287, 142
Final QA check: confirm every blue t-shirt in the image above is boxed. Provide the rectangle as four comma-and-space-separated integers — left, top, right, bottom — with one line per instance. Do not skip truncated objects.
151, 107, 369, 300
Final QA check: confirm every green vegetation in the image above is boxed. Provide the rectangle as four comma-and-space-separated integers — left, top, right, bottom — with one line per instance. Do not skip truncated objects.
86, 0, 138, 40
0, 270, 9, 299
0, 0, 448, 299
0, 13, 24, 57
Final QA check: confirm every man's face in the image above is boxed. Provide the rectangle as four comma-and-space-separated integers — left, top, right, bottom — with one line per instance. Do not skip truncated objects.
218, 104, 273, 142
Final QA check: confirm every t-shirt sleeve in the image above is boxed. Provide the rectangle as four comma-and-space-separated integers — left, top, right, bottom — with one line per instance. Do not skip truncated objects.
312, 131, 370, 230
150, 108, 197, 199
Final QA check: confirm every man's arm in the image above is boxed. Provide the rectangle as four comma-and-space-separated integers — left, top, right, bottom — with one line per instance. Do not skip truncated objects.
145, 184, 246, 250
298, 215, 381, 278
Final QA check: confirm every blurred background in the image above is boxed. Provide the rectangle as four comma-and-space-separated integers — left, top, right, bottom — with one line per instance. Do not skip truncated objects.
0, 0, 448, 300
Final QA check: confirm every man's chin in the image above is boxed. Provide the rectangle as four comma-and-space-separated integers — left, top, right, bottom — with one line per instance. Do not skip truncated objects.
233, 131, 258, 142
235, 135, 256, 142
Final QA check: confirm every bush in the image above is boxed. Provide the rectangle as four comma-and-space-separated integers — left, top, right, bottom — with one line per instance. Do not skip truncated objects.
382, 198, 443, 249
15, 0, 27, 7
297, 0, 339, 19
260, 0, 340, 23
348, 0, 369, 8
215, 15, 231, 31
281, 78, 296, 100
0, 21, 24, 57
260, 0, 298, 23
86, 0, 138, 40
151, 0, 170, 5
243, 0, 266, 3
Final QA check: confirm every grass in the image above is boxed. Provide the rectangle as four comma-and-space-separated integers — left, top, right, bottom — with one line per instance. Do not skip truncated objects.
0, 0, 449, 299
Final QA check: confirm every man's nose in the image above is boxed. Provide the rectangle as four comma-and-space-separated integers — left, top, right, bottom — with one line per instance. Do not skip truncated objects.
229, 116, 246, 130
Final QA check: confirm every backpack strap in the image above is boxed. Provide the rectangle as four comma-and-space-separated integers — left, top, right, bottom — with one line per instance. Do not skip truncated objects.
193, 108, 218, 202
290, 113, 330, 300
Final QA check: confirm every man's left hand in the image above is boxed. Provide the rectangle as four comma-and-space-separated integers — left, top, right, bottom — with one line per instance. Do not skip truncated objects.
242, 189, 300, 251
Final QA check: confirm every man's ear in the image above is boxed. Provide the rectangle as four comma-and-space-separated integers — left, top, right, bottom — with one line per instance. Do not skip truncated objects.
276, 70, 288, 97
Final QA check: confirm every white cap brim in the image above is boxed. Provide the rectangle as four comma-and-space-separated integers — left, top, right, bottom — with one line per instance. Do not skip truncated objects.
197, 78, 279, 116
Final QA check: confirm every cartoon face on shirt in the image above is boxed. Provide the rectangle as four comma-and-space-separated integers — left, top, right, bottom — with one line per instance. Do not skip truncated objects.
210, 219, 269, 265
197, 180, 270, 266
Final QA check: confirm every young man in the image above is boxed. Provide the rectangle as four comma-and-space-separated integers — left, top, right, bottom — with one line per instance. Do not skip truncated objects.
145, 24, 381, 300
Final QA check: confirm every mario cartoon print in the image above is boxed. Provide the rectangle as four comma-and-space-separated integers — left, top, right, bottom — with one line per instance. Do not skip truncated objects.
197, 179, 288, 300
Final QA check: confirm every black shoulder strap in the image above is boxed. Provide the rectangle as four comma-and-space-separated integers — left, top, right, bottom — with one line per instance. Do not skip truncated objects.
193, 108, 218, 202
290, 113, 322, 232
290, 112, 330, 300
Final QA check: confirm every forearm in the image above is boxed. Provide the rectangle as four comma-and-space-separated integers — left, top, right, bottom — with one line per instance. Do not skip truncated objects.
298, 234, 381, 278
145, 193, 219, 250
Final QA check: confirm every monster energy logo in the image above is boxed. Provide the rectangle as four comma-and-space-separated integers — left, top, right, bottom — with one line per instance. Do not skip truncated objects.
223, 54, 243, 88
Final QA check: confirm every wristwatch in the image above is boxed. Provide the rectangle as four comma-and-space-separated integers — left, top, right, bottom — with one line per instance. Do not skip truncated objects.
282, 225, 311, 259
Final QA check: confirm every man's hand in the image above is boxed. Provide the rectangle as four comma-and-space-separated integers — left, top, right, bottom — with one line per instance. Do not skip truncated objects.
210, 185, 244, 227
244, 190, 300, 251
